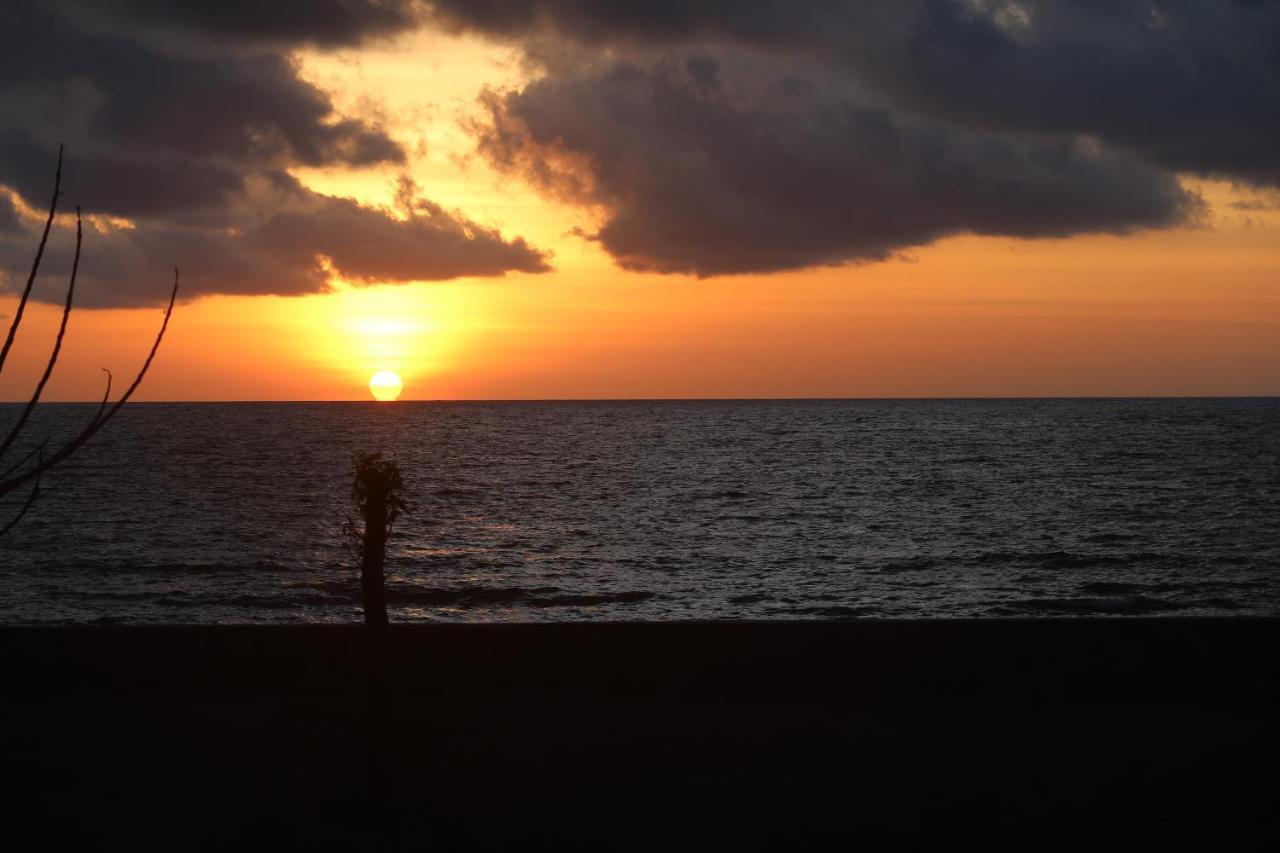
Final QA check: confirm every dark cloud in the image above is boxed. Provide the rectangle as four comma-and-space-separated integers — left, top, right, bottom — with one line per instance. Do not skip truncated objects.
55, 0, 427, 48
474, 54, 1197, 275
1, 1, 405, 219
0, 179, 548, 307
435, 0, 1280, 187
0, 193, 20, 234
0, 135, 250, 223
846, 1, 1280, 187
247, 180, 550, 284
430, 0, 823, 47
6, 1, 1271, 296
0, 1, 550, 305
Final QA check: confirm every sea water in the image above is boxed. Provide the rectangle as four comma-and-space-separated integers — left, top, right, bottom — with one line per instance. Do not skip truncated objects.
1, 398, 1276, 623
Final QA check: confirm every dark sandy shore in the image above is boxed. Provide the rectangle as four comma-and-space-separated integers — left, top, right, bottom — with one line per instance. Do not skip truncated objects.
4, 619, 1279, 849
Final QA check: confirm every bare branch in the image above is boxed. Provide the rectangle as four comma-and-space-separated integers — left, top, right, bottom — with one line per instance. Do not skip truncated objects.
0, 438, 46, 482
0, 151, 178, 533
0, 207, 82, 463
2, 370, 114, 482
0, 145, 62, 379
96, 268, 179, 426
0, 270, 178, 499
95, 368, 113, 422
0, 448, 44, 537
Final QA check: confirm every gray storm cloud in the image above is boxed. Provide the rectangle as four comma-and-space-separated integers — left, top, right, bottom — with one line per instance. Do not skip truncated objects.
0, 0, 547, 306
0, 179, 549, 307
433, 0, 1280, 186
474, 53, 1199, 276
5, 0, 1276, 298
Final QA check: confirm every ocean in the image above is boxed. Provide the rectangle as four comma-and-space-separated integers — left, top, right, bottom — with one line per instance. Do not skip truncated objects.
0, 398, 1276, 623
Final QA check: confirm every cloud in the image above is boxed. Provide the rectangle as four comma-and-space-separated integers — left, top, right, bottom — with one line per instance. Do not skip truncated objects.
247, 179, 550, 283
473, 53, 1198, 275
0, 1, 548, 305
0, 136, 254, 224
1230, 197, 1280, 212
0, 193, 20, 234
54, 0, 428, 48
0, 178, 549, 307
843, 1, 1280, 187
436, 0, 1280, 187
1, 3, 406, 209
6, 1, 1273, 294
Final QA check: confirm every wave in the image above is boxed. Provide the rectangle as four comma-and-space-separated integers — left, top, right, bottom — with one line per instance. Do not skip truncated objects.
766, 605, 870, 619
1077, 581, 1184, 595
999, 595, 1190, 616
383, 585, 655, 608
968, 550, 1168, 569
877, 558, 936, 573
11, 559, 309, 576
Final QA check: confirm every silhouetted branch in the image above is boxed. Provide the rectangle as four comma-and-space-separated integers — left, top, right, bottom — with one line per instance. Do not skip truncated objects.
0, 447, 44, 537
0, 149, 178, 531
0, 145, 62, 379
98, 268, 179, 424
0, 207, 82, 462
0, 439, 46, 487
0, 270, 178, 500
95, 369, 113, 422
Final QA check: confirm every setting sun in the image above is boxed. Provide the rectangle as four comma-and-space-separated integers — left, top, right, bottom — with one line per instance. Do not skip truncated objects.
368, 370, 404, 401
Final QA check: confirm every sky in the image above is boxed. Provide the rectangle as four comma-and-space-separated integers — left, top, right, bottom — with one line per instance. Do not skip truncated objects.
1, 0, 1278, 401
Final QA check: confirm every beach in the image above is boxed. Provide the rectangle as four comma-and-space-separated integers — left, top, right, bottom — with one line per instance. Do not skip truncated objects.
4, 618, 1278, 848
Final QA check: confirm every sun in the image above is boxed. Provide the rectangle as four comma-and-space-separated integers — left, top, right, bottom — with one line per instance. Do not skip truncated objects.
368, 370, 404, 401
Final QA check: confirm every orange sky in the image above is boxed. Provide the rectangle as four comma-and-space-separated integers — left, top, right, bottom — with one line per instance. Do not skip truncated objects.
2, 30, 1278, 401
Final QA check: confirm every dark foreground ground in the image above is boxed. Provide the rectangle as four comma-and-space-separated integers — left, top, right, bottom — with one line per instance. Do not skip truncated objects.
3, 619, 1279, 849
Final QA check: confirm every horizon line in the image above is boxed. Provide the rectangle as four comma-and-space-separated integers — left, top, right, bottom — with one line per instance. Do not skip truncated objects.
5, 394, 1278, 405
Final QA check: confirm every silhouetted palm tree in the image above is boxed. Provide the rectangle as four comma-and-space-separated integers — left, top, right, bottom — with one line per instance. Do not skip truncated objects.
350, 451, 408, 629
347, 452, 408, 808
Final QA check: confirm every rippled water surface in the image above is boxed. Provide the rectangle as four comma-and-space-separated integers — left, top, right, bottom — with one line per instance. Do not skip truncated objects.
1, 399, 1277, 623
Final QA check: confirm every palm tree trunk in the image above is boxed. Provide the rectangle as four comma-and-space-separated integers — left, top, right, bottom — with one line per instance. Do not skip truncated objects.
361, 478, 391, 809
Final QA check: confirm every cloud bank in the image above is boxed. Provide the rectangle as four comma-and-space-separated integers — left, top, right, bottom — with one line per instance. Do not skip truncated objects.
0, 0, 545, 306
5, 1, 1278, 299
474, 54, 1196, 275
432, 0, 1280, 186
438, 0, 1277, 274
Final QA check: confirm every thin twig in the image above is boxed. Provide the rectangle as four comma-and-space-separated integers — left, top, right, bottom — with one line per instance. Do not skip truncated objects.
0, 438, 46, 483
2, 370, 115, 491
0, 448, 43, 536
94, 369, 113, 422
0, 145, 62, 378
0, 207, 81, 463
95, 268, 179, 426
